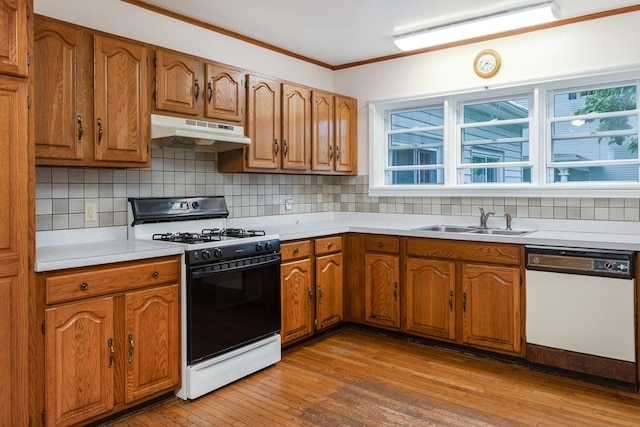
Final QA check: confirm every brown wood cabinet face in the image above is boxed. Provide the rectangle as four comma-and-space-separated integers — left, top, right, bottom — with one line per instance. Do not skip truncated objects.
405, 258, 455, 340
365, 253, 400, 329
246, 74, 280, 169
281, 258, 314, 344
334, 95, 357, 173
0, 74, 29, 427
311, 90, 334, 172
94, 35, 148, 164
124, 284, 180, 403
461, 263, 521, 354
315, 252, 343, 330
154, 48, 200, 116
205, 63, 244, 123
281, 83, 310, 170
0, 0, 27, 76
45, 297, 115, 427
34, 16, 88, 161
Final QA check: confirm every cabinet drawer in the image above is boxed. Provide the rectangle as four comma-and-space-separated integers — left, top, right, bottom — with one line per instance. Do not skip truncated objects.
315, 236, 342, 255
364, 236, 399, 254
45, 256, 180, 304
281, 240, 312, 261
406, 238, 522, 265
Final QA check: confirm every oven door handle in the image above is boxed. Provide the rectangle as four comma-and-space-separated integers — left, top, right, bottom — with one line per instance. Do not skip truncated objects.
191, 256, 281, 278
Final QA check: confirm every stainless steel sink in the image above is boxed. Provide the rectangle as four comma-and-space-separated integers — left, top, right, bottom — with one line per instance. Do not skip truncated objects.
415, 225, 476, 233
466, 228, 532, 236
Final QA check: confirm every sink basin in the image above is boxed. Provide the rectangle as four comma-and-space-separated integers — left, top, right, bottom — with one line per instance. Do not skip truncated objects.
415, 225, 476, 233
466, 228, 533, 236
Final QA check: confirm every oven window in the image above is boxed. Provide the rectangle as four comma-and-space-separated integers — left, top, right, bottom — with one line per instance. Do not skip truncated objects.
187, 259, 281, 364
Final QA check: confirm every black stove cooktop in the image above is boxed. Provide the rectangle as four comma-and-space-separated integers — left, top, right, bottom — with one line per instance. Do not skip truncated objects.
152, 228, 267, 244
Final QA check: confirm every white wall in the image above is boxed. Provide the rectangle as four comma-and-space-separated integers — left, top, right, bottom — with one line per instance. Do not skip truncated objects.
34, 0, 334, 90
334, 11, 640, 174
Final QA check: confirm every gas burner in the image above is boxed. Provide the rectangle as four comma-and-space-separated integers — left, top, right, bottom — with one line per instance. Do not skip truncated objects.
152, 232, 222, 244
201, 228, 266, 239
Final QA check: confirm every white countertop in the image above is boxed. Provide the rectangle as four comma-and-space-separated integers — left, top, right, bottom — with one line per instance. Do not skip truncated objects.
35, 212, 640, 271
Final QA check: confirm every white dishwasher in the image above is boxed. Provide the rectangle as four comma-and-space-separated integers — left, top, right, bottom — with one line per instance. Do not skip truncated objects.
525, 246, 637, 387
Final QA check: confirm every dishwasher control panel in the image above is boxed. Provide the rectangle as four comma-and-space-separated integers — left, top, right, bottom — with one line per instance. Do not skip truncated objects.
526, 246, 634, 278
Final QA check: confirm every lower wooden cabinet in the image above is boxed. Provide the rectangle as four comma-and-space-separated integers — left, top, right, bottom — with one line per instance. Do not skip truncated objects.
38, 256, 181, 426
281, 236, 344, 345
364, 236, 400, 330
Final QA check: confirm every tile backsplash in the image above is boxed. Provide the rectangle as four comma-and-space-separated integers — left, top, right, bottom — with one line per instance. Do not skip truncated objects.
35, 148, 640, 231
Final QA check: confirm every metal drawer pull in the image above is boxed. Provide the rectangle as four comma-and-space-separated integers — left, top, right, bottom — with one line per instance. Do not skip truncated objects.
194, 79, 200, 100
449, 290, 453, 311
80, 282, 88, 291
328, 242, 333, 249
152, 271, 159, 278
318, 284, 323, 302
307, 286, 314, 305
207, 82, 213, 104
378, 242, 383, 248
293, 247, 299, 254
128, 333, 134, 363
108, 338, 115, 368
77, 115, 83, 142
393, 282, 398, 301
463, 293, 467, 313
97, 118, 103, 144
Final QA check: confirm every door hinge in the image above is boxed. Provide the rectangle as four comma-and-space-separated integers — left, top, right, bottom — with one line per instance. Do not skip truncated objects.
41, 321, 45, 335
26, 52, 31, 66
521, 336, 524, 345
26, 5, 30, 19
153, 56, 157, 68
27, 95, 31, 109
41, 410, 45, 424
520, 275, 523, 286
28, 415, 32, 427
28, 256, 32, 271
153, 91, 156, 102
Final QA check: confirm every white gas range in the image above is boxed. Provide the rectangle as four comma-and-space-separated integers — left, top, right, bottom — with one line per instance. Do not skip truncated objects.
128, 196, 282, 400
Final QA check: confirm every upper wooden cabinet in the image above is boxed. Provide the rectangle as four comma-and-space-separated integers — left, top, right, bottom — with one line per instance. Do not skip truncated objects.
34, 16, 149, 167
0, 0, 28, 76
281, 82, 311, 171
152, 47, 245, 124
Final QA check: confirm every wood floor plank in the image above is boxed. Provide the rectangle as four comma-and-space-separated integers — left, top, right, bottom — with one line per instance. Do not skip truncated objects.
101, 326, 640, 427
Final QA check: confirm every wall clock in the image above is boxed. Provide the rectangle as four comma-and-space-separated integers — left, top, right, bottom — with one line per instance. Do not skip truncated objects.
473, 49, 501, 78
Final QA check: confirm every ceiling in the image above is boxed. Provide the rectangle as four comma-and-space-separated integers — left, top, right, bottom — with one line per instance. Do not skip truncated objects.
129, 0, 640, 68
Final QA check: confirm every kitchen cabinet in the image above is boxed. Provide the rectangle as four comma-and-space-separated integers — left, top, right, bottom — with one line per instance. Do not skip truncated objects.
153, 47, 245, 124
34, 16, 150, 167
0, 0, 28, 76
280, 240, 314, 344
37, 256, 181, 426
310, 90, 357, 174
406, 238, 523, 356
281, 236, 345, 345
364, 235, 401, 330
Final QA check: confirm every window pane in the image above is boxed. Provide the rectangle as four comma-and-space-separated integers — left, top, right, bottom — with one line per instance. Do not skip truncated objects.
460, 167, 532, 184
389, 130, 443, 167
554, 85, 636, 116
391, 108, 444, 129
390, 170, 444, 184
552, 165, 638, 182
464, 98, 529, 123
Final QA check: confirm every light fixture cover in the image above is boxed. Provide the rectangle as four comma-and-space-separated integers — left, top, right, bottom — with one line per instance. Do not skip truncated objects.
394, 2, 559, 51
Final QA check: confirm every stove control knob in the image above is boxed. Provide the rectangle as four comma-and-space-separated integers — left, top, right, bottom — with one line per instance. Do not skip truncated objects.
265, 242, 273, 251
255, 243, 264, 252
213, 248, 223, 258
201, 250, 211, 260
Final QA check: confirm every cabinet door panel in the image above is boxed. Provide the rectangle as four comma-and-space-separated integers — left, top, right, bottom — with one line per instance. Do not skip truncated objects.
45, 297, 114, 426
316, 253, 343, 330
205, 63, 244, 123
34, 17, 87, 160
154, 48, 199, 115
334, 95, 356, 173
246, 75, 280, 169
311, 90, 334, 172
461, 264, 521, 353
94, 35, 148, 163
281, 258, 313, 344
365, 253, 400, 329
281, 83, 310, 170
0, 0, 27, 76
125, 284, 180, 403
405, 258, 455, 340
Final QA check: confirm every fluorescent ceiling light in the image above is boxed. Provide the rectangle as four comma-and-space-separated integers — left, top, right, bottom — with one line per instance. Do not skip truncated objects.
394, 2, 559, 51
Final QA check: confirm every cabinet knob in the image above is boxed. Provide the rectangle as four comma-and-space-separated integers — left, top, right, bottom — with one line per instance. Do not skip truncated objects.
293, 247, 299, 254
80, 282, 88, 291
152, 271, 159, 279
378, 242, 383, 248
328, 242, 333, 249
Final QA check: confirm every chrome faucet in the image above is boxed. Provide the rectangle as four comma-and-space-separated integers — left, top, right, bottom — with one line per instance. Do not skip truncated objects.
505, 213, 512, 230
479, 207, 494, 228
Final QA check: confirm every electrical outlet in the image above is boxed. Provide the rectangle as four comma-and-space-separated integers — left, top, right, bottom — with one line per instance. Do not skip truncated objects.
85, 202, 97, 222
285, 197, 293, 211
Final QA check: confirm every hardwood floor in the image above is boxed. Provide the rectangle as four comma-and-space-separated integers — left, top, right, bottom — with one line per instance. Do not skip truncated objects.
101, 326, 640, 426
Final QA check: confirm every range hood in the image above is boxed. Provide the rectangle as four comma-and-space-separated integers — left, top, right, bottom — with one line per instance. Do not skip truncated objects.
150, 114, 250, 153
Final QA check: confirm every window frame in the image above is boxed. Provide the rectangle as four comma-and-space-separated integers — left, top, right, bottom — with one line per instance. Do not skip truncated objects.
368, 69, 640, 198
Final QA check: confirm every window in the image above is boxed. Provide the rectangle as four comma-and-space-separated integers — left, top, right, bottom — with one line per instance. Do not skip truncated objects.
369, 71, 640, 197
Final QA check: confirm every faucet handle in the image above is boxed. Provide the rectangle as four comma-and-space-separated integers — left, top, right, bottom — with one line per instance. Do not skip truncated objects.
505, 213, 512, 230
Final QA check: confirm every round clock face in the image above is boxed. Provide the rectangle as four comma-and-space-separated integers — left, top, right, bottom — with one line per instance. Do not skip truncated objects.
474, 49, 501, 78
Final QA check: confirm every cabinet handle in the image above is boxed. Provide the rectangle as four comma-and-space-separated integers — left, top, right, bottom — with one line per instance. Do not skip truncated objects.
307, 286, 314, 306
128, 333, 134, 363
77, 115, 83, 143
393, 282, 398, 301
108, 338, 115, 368
194, 79, 200, 101
463, 292, 467, 313
152, 271, 159, 279
283, 140, 288, 156
274, 139, 279, 156
318, 284, 323, 302
336, 146, 341, 160
327, 242, 333, 249
329, 145, 333, 160
449, 290, 453, 311
378, 242, 383, 248
97, 118, 103, 144
293, 247, 299, 254
80, 282, 88, 291
207, 82, 213, 104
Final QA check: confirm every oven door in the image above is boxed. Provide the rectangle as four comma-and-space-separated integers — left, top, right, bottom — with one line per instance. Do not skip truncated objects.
187, 254, 281, 365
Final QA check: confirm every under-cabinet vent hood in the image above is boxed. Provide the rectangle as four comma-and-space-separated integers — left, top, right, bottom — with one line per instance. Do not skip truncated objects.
150, 114, 250, 153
